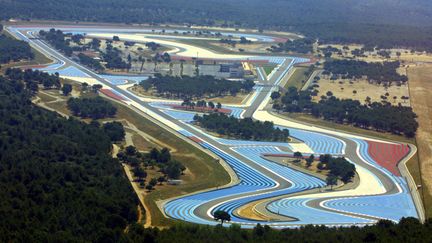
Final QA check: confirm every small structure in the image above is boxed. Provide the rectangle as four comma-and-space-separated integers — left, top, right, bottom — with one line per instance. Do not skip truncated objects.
167, 179, 182, 185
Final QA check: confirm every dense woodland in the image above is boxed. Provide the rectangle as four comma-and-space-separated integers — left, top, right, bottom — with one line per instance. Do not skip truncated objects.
0, 32, 34, 64
2, 0, 432, 51
275, 87, 418, 137
323, 60, 408, 84
39, 29, 73, 56
78, 53, 104, 71
124, 218, 432, 242
67, 97, 118, 119
140, 74, 255, 99
5, 68, 61, 91
0, 75, 138, 242
193, 113, 289, 142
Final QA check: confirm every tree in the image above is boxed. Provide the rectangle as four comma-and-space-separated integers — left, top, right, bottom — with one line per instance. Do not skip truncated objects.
317, 162, 325, 170
125, 145, 137, 156
159, 147, 171, 163
213, 210, 231, 226
81, 82, 89, 92
157, 176, 165, 185
271, 91, 281, 100
293, 151, 303, 159
305, 154, 314, 167
103, 121, 125, 142
132, 167, 147, 180
90, 38, 101, 50
92, 84, 103, 93
326, 175, 338, 190
149, 148, 160, 161
149, 178, 158, 187
164, 160, 183, 179
208, 101, 215, 109
62, 83, 73, 96
145, 184, 153, 191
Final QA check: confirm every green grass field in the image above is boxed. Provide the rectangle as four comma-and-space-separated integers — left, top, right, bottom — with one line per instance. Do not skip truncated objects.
284, 67, 308, 90
263, 65, 277, 75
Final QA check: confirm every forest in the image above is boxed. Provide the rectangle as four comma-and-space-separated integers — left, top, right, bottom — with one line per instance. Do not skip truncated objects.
122, 217, 431, 242
323, 60, 408, 84
140, 74, 255, 99
193, 113, 289, 142
0, 32, 34, 64
276, 87, 418, 137
39, 28, 73, 56
78, 53, 104, 71
0, 75, 138, 242
67, 97, 118, 119
2, 0, 432, 51
5, 68, 61, 91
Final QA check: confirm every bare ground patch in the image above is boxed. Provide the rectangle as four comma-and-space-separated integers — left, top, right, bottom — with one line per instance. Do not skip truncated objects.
408, 64, 432, 217
315, 78, 410, 106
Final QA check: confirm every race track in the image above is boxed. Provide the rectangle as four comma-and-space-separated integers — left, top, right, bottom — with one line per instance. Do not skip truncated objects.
6, 24, 424, 227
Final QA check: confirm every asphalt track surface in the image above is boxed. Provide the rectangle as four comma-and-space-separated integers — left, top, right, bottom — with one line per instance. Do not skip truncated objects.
7, 25, 423, 227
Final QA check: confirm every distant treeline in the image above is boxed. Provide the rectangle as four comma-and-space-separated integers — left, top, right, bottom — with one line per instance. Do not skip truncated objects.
193, 113, 289, 142
275, 87, 418, 137
122, 217, 431, 242
2, 1, 432, 51
323, 60, 408, 84
0, 34, 33, 64
140, 74, 255, 99
269, 38, 314, 54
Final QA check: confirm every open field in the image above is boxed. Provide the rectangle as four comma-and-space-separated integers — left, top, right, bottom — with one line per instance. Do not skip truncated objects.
263, 64, 277, 75
207, 93, 248, 104
211, 41, 270, 53
314, 78, 410, 106
407, 64, 432, 217
284, 66, 308, 89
